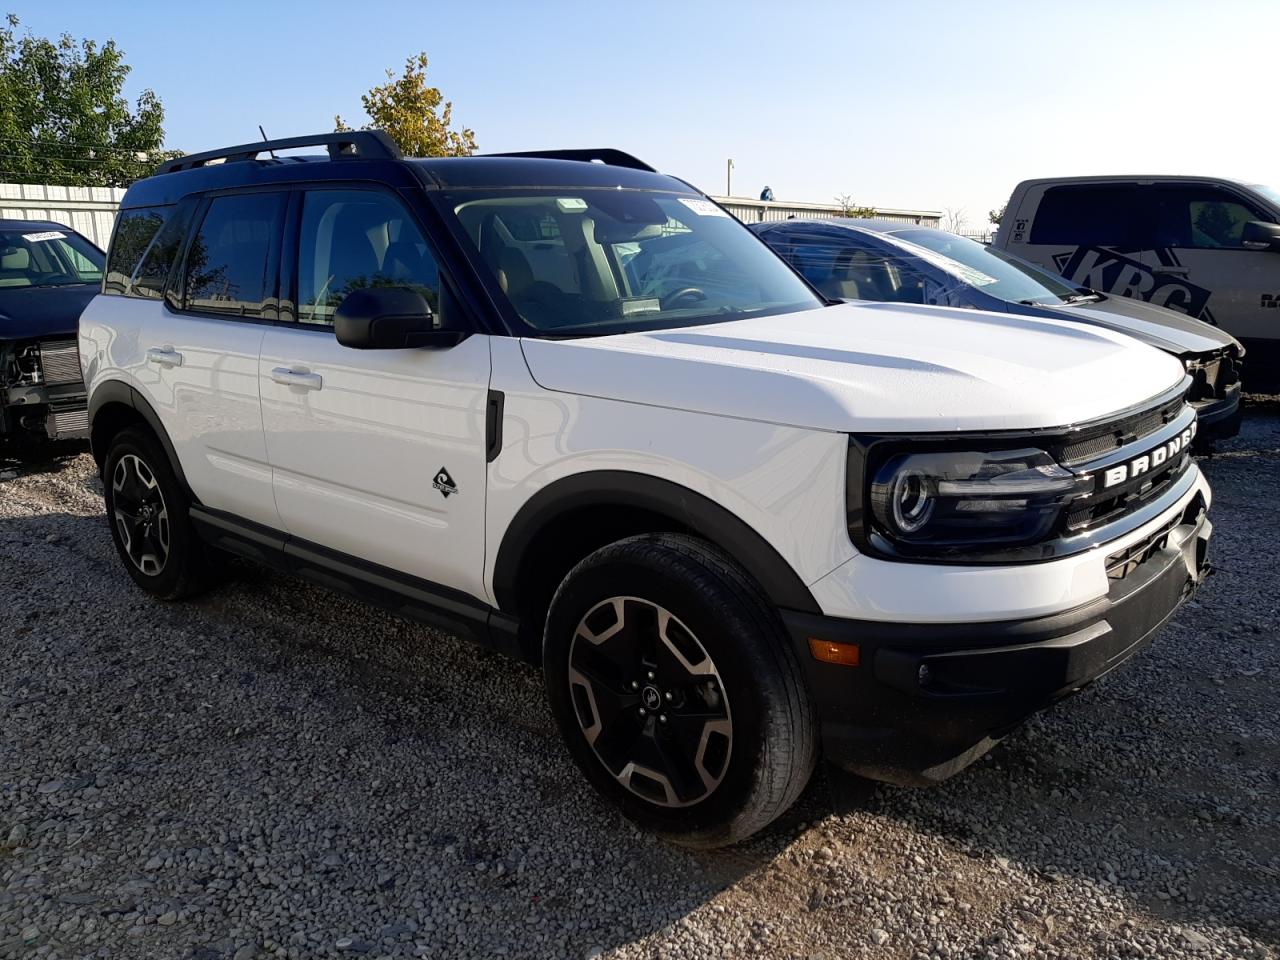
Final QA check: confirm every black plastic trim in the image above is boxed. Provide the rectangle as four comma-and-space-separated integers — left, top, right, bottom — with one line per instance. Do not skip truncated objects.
492, 471, 820, 615
187, 505, 528, 660
480, 148, 655, 172
86, 380, 197, 502
485, 390, 505, 463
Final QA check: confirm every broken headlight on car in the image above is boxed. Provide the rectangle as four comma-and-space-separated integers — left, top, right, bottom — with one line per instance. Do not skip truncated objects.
862, 448, 1091, 556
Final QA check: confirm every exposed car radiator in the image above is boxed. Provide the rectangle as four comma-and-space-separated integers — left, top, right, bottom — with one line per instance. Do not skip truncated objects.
46, 404, 89, 439
38, 339, 83, 386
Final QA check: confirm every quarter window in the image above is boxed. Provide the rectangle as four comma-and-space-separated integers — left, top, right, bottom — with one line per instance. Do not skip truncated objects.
183, 193, 284, 317
105, 207, 166, 294
296, 190, 441, 326
131, 202, 196, 300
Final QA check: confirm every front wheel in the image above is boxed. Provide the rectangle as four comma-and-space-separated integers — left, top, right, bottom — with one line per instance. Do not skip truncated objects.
544, 534, 817, 847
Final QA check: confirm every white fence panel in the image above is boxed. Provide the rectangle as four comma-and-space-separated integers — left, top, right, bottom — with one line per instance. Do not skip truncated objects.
0, 183, 128, 249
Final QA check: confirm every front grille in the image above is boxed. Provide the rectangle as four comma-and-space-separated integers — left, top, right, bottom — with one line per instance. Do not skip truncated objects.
1059, 391, 1184, 466
38, 339, 83, 386
1062, 401, 1197, 534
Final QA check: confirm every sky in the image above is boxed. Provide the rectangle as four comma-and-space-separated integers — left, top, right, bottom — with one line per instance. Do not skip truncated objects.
11, 0, 1278, 230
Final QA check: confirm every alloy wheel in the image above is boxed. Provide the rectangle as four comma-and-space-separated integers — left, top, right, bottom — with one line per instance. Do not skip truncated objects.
568, 596, 733, 808
111, 453, 170, 576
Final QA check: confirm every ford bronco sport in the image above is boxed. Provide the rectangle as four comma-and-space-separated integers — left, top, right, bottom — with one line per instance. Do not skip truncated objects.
80, 133, 1213, 846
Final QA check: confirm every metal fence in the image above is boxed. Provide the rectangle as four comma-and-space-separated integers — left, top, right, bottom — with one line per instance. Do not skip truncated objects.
0, 183, 126, 249
710, 196, 941, 227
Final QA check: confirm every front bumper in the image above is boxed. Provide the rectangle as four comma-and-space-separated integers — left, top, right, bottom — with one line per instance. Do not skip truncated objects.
1191, 382, 1242, 442
782, 497, 1212, 786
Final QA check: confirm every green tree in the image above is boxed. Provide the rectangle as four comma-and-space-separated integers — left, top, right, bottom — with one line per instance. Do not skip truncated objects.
0, 14, 170, 186
834, 193, 876, 218
989, 203, 1006, 225
336, 52, 477, 157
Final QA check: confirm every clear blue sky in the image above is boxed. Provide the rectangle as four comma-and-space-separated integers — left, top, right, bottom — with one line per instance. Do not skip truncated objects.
11, 0, 1277, 228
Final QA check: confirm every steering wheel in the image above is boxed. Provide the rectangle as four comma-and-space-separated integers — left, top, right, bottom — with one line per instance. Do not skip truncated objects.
660, 286, 708, 309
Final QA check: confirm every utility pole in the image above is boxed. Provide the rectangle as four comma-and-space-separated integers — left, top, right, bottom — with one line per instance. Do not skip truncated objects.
726, 158, 734, 197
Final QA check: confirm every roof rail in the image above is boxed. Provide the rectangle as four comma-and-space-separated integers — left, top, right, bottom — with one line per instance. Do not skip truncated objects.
156, 131, 402, 175
482, 148, 656, 173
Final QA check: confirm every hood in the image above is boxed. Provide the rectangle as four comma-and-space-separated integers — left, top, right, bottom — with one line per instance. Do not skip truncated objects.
1037, 294, 1241, 356
520, 302, 1187, 434
0, 284, 98, 341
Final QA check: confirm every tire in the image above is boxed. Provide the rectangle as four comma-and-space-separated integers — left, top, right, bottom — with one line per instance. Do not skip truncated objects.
543, 533, 817, 847
102, 426, 216, 600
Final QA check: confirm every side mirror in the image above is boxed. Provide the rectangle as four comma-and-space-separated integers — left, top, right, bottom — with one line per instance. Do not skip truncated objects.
333, 286, 467, 350
1241, 220, 1280, 252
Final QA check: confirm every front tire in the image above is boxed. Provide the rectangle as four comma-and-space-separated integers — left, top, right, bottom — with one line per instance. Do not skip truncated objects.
102, 426, 216, 600
544, 534, 817, 847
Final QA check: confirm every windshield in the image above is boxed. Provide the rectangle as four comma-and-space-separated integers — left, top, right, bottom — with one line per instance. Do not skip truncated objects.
447, 190, 822, 336
890, 229, 1088, 305
1248, 183, 1280, 208
0, 227, 104, 289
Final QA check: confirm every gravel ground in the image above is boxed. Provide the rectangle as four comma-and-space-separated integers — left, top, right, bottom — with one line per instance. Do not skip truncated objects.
1, 405, 1277, 960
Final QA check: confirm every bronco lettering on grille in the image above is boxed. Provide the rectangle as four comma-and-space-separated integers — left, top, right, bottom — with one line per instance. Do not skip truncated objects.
1101, 423, 1196, 489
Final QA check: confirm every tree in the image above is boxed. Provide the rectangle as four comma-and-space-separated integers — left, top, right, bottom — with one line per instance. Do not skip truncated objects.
0, 14, 170, 186
989, 203, 1006, 226
834, 193, 877, 218
336, 53, 476, 157
941, 206, 968, 233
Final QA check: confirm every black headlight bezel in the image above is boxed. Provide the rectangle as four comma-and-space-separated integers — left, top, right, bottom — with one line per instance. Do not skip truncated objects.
846, 379, 1198, 565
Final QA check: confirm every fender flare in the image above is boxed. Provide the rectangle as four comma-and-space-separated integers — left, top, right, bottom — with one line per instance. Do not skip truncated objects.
87, 380, 196, 500
492, 470, 820, 615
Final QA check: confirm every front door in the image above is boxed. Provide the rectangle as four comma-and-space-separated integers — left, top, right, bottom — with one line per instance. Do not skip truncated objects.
1141, 184, 1280, 352
259, 187, 491, 601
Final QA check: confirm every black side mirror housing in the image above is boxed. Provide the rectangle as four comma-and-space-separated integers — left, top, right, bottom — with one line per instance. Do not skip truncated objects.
334, 287, 468, 350
1241, 220, 1280, 252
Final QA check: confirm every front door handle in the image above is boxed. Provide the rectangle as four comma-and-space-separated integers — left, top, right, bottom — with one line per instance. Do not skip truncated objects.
1152, 265, 1190, 277
146, 346, 184, 368
270, 366, 324, 390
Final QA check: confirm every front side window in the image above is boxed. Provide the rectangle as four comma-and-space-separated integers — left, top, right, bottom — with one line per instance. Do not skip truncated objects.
1029, 185, 1146, 248
105, 207, 165, 294
1151, 188, 1264, 249
296, 190, 441, 326
0, 226, 104, 290
183, 193, 284, 317
447, 190, 821, 336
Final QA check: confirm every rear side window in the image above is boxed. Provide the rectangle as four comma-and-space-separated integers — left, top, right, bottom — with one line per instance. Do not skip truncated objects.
1029, 185, 1146, 247
1150, 187, 1264, 249
104, 207, 167, 294
183, 193, 285, 318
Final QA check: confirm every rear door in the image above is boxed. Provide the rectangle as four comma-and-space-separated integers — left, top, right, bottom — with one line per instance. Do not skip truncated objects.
136, 190, 285, 528
259, 186, 491, 600
1142, 183, 1280, 348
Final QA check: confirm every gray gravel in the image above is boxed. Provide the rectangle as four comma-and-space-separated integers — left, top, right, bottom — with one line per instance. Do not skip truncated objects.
1, 406, 1278, 960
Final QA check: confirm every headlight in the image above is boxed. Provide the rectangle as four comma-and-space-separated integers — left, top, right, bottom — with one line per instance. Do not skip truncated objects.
867, 448, 1090, 552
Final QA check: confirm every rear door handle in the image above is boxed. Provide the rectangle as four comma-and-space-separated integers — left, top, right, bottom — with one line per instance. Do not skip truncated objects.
270, 366, 323, 390
1152, 265, 1190, 277
146, 346, 184, 368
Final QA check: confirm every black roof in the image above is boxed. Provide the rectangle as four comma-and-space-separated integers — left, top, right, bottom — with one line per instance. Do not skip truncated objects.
122, 132, 693, 209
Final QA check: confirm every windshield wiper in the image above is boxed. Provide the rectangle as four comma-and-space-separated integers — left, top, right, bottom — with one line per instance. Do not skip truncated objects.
1062, 292, 1103, 304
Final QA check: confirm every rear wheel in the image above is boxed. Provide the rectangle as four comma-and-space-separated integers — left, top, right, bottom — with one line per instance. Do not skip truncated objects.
102, 427, 216, 600
544, 534, 817, 847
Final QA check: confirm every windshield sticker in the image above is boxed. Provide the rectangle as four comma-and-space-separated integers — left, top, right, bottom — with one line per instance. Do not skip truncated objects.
22, 231, 66, 242
678, 198, 730, 218
556, 198, 588, 212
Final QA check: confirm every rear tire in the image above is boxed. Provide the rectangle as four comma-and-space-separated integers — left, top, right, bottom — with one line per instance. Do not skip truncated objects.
544, 533, 817, 847
102, 426, 216, 600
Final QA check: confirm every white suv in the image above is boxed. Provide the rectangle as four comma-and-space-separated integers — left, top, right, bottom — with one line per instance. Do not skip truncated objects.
80, 133, 1213, 846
